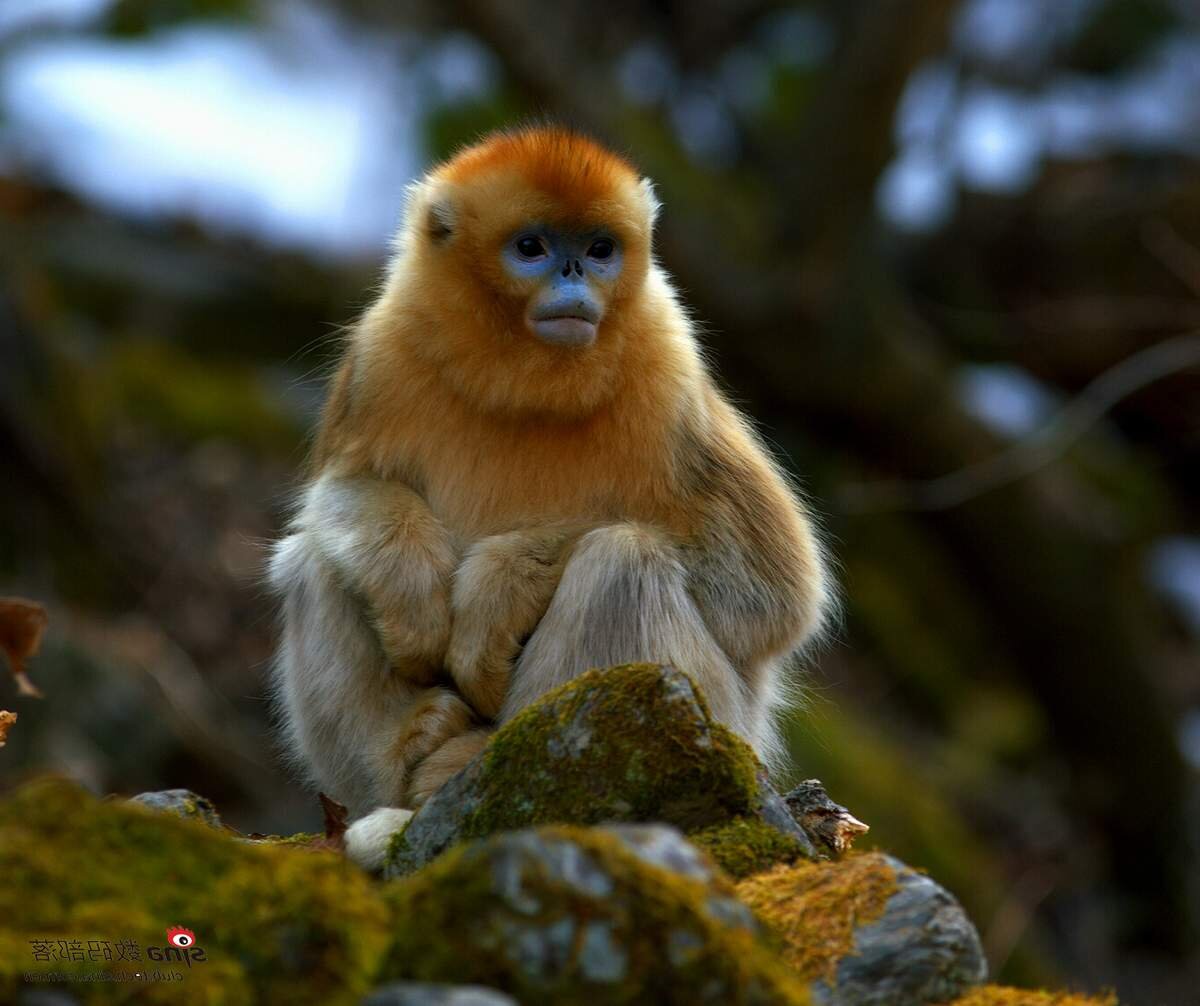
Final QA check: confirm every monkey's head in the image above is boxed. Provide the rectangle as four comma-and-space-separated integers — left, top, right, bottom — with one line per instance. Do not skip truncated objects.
381, 127, 674, 418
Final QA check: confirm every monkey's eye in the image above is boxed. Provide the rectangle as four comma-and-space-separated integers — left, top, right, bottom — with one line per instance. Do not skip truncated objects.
514, 235, 548, 260
587, 238, 615, 260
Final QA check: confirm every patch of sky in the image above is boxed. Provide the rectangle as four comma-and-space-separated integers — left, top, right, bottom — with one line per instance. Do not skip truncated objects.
956, 364, 1059, 438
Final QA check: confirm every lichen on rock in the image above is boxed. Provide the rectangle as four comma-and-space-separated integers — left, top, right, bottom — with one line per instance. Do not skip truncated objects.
689, 816, 811, 879
386, 662, 811, 877
362, 983, 518, 1005
1, 778, 390, 1005
0, 662, 1104, 1006
736, 852, 987, 1006
381, 823, 810, 1005
950, 987, 1117, 1006
128, 788, 223, 829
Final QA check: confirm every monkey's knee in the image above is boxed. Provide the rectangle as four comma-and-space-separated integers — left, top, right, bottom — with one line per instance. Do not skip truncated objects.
574, 521, 676, 564
561, 521, 682, 594
508, 519, 754, 740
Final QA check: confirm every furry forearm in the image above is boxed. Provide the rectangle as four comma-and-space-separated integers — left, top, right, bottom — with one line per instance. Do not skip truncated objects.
292, 472, 457, 681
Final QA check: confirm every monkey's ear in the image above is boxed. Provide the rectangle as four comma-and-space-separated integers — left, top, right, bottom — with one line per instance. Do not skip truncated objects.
638, 177, 662, 229
398, 180, 456, 246
425, 198, 455, 242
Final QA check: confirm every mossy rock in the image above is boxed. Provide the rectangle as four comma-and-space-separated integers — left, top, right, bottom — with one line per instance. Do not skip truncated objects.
0, 778, 389, 1005
129, 788, 222, 829
386, 662, 813, 877
381, 824, 810, 1005
950, 987, 1117, 1006
689, 816, 812, 879
363, 982, 517, 1005
736, 852, 987, 1006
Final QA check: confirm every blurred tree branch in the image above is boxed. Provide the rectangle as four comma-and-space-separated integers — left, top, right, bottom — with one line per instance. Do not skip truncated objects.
836, 331, 1200, 512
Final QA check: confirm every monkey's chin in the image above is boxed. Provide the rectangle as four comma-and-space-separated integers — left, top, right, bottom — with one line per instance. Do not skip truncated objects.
528, 317, 598, 347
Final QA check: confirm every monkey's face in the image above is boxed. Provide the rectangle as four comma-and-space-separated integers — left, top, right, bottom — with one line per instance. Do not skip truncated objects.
385, 129, 663, 417
500, 225, 622, 349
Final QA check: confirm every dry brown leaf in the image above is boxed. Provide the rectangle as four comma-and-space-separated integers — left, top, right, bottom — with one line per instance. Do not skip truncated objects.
312, 791, 349, 853
0, 597, 48, 699
0, 710, 15, 748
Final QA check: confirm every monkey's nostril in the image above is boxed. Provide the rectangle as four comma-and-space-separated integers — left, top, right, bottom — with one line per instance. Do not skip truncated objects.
573, 259, 583, 276
561, 260, 571, 277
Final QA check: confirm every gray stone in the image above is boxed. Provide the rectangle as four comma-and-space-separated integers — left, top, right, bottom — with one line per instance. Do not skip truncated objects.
383, 824, 799, 1004
604, 823, 760, 931
128, 788, 222, 828
361, 984, 516, 1006
385, 662, 811, 878
757, 771, 819, 857
603, 822, 724, 883
813, 854, 988, 1006
17, 991, 83, 1006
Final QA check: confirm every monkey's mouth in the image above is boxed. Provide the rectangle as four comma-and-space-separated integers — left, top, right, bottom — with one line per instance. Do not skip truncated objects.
529, 316, 597, 347
527, 301, 601, 348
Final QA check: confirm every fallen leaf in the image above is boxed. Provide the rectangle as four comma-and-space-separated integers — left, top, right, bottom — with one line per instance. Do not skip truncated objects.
0, 598, 48, 699
313, 792, 349, 853
0, 710, 15, 747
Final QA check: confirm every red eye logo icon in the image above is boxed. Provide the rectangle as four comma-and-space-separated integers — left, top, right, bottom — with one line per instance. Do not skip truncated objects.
166, 926, 196, 949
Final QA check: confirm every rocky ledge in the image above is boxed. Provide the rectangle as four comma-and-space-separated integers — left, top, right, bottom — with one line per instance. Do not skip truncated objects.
1, 663, 1116, 1005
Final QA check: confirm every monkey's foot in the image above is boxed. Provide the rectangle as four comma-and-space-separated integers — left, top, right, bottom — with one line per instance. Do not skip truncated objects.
382, 687, 474, 805
408, 728, 493, 807
344, 806, 414, 871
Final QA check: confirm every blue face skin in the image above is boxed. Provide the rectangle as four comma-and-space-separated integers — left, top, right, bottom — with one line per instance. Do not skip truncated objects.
501, 226, 623, 347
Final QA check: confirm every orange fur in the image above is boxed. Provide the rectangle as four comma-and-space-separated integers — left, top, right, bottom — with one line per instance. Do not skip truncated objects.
282, 127, 830, 835
318, 127, 704, 542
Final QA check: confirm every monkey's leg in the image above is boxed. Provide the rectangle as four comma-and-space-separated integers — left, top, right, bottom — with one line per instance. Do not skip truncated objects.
296, 473, 457, 683
502, 522, 759, 746
445, 526, 578, 718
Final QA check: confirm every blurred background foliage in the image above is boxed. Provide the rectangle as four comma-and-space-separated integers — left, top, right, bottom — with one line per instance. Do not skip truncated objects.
0, 0, 1198, 1002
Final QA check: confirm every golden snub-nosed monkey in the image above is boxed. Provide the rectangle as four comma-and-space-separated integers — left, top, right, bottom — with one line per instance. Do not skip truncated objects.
268, 127, 831, 867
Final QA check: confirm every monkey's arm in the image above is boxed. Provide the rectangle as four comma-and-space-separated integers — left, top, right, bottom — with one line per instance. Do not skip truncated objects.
292, 472, 457, 682
270, 472, 474, 811
681, 410, 830, 675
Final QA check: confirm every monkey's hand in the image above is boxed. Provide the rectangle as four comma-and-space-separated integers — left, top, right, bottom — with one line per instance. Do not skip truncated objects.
296, 473, 456, 683
445, 526, 578, 719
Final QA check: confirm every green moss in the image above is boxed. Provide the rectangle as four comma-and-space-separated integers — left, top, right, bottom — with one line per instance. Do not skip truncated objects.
734, 852, 899, 984
242, 832, 323, 848
382, 825, 810, 1005
79, 339, 298, 456
0, 778, 389, 1005
952, 986, 1117, 1006
689, 817, 809, 879
393, 664, 762, 868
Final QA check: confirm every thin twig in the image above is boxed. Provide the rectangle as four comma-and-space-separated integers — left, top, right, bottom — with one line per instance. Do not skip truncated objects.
837, 331, 1200, 513
1141, 218, 1200, 299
